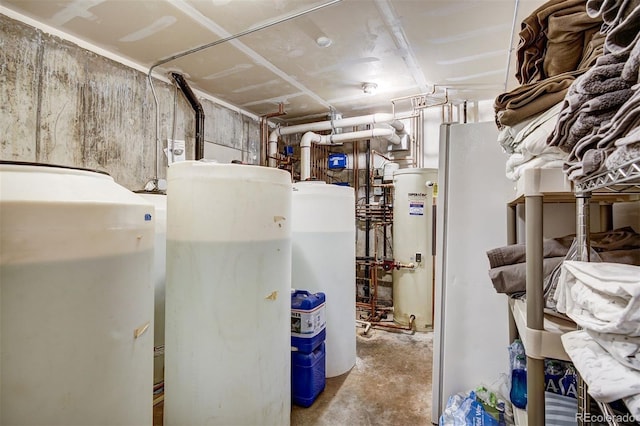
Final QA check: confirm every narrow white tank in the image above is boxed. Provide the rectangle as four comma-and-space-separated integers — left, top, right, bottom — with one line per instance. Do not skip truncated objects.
137, 192, 167, 386
392, 168, 438, 331
292, 181, 356, 377
0, 162, 154, 425
165, 161, 292, 425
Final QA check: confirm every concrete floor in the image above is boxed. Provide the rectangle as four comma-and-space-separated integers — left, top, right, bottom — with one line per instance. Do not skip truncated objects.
292, 328, 434, 425
154, 328, 434, 426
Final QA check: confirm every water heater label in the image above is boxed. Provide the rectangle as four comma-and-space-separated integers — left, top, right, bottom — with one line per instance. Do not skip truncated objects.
409, 201, 424, 216
291, 304, 326, 338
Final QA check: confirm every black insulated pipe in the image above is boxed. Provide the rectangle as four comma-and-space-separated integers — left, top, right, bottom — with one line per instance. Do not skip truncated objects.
171, 73, 205, 160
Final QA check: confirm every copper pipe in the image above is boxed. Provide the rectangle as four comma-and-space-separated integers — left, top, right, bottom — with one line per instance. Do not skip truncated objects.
371, 149, 392, 161
356, 303, 393, 311
260, 103, 286, 166
369, 314, 416, 332
372, 223, 381, 316
372, 229, 379, 314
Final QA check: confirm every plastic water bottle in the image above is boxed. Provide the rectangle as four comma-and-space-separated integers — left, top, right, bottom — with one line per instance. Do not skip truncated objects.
560, 364, 578, 399
510, 354, 527, 409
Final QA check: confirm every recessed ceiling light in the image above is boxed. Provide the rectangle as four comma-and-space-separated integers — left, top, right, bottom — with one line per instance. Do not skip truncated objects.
362, 82, 378, 95
316, 36, 332, 48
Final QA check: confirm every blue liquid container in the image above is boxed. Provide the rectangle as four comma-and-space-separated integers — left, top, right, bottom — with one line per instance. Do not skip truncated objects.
510, 355, 527, 409
291, 290, 326, 353
292, 342, 326, 407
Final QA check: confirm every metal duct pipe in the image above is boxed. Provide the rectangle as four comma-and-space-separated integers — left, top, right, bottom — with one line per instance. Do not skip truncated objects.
171, 73, 205, 160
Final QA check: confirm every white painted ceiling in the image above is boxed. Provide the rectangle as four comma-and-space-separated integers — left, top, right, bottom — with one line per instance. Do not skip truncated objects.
3, 0, 546, 122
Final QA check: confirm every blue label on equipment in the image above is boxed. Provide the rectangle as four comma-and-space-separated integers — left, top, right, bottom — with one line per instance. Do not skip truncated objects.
144, 213, 152, 221
328, 153, 347, 169
409, 202, 424, 216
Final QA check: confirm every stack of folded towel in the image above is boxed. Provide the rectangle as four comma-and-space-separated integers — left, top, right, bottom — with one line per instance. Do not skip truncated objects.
495, 0, 605, 180
546, 0, 640, 180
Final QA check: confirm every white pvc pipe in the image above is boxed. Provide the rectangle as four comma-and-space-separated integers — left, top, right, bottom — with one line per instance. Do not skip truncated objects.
299, 128, 400, 181
268, 113, 406, 166
318, 128, 400, 145
299, 132, 322, 181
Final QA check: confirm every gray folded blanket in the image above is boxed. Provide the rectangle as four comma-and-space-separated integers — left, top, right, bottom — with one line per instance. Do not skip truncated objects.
547, 50, 635, 153
489, 257, 564, 294
590, 0, 640, 54
580, 85, 640, 151
487, 226, 640, 268
487, 240, 568, 269
587, 0, 640, 28
562, 79, 640, 180
489, 248, 640, 295
606, 137, 640, 169
565, 147, 608, 179
545, 1, 640, 165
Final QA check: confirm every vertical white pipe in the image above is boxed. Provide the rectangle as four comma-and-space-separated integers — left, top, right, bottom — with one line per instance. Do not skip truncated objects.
300, 132, 321, 181
299, 128, 400, 180
268, 113, 407, 167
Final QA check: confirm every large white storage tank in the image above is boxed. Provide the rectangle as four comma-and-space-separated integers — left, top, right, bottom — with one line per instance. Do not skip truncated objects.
164, 161, 292, 425
0, 162, 154, 425
392, 168, 438, 331
292, 181, 356, 378
137, 192, 167, 386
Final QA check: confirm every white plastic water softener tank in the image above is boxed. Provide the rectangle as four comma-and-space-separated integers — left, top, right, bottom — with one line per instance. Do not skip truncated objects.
292, 181, 356, 377
392, 168, 438, 331
137, 192, 167, 386
165, 161, 292, 425
0, 162, 154, 425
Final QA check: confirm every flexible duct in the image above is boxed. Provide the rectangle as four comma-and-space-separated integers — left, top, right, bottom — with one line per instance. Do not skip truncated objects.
268, 113, 407, 167
299, 128, 402, 181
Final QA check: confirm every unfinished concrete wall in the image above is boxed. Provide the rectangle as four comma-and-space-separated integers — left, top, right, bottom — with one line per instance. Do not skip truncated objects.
0, 13, 260, 191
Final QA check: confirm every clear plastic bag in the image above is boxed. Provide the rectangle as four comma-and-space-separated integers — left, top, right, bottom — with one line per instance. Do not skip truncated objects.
439, 389, 508, 426
543, 237, 601, 312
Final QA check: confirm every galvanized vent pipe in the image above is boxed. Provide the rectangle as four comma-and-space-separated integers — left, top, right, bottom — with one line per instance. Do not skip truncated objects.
171, 73, 205, 161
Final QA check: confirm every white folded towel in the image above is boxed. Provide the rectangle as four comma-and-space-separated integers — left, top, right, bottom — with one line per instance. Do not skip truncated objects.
561, 330, 640, 402
586, 329, 640, 371
555, 261, 640, 335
